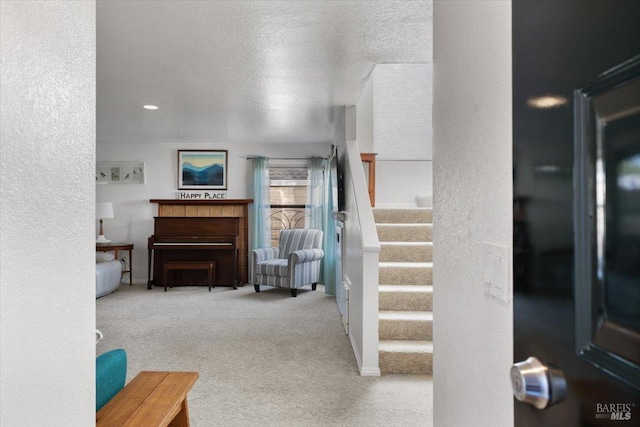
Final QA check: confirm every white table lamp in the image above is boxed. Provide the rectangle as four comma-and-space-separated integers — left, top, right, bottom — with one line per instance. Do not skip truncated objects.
96, 202, 114, 243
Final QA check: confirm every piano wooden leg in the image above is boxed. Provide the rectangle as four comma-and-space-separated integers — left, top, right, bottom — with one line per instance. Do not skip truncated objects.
147, 248, 153, 290
208, 263, 214, 292
233, 249, 238, 290
164, 266, 169, 292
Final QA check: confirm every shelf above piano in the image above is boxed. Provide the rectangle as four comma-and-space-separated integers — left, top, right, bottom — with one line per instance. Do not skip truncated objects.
150, 199, 253, 205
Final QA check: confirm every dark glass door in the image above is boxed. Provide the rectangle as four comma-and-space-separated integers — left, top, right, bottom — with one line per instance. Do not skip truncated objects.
513, 2, 640, 425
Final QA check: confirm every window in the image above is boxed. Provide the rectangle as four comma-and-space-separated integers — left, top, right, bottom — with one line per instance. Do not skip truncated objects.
268, 166, 309, 247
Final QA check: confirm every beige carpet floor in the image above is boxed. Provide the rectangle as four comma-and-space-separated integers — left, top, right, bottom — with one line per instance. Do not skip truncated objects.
96, 283, 433, 426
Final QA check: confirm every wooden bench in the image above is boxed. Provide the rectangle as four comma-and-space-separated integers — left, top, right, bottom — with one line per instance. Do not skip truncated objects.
163, 261, 215, 292
97, 371, 198, 427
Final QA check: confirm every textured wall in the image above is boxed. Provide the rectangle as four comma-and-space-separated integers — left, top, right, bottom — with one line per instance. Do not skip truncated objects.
356, 77, 374, 153
96, 141, 330, 282
0, 2, 96, 425
373, 64, 433, 161
373, 64, 433, 206
355, 63, 433, 207
96, 1, 432, 146
433, 1, 513, 426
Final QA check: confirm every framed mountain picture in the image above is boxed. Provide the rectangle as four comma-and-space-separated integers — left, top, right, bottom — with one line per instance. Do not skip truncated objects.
177, 150, 228, 190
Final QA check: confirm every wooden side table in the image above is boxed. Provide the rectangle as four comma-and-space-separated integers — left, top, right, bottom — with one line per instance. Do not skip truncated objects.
96, 371, 198, 427
96, 242, 134, 286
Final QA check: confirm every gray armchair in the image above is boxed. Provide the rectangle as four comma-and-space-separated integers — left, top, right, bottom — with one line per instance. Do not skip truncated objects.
252, 228, 324, 297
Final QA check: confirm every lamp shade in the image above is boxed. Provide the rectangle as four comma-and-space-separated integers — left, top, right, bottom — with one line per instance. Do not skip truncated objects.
96, 202, 114, 219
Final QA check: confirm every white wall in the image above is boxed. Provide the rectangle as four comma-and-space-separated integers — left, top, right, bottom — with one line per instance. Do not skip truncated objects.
376, 160, 433, 207
96, 141, 330, 282
433, 1, 513, 426
355, 77, 374, 153
345, 105, 357, 141
0, 2, 96, 425
374, 64, 433, 207
355, 64, 433, 207
373, 64, 432, 161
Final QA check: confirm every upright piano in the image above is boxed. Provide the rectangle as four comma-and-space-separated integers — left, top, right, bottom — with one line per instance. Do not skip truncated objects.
148, 217, 239, 290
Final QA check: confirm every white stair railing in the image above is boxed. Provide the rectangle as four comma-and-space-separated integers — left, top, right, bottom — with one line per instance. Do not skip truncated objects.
343, 139, 380, 376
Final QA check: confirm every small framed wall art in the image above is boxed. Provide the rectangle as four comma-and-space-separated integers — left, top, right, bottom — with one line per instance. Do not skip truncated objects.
96, 161, 146, 185
178, 150, 228, 190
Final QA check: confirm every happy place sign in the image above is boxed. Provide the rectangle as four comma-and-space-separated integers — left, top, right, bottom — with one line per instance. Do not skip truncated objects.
177, 191, 228, 200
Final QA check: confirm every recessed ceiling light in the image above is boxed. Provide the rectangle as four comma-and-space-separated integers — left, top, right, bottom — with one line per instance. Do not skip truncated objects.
535, 165, 562, 173
526, 95, 568, 109
143, 105, 158, 110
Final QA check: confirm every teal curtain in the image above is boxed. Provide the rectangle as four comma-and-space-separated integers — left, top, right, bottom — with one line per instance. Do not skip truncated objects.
307, 156, 337, 295
322, 158, 337, 295
307, 157, 324, 231
250, 157, 271, 251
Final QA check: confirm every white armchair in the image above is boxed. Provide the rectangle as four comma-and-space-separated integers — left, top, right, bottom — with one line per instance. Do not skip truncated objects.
252, 229, 324, 297
96, 252, 122, 298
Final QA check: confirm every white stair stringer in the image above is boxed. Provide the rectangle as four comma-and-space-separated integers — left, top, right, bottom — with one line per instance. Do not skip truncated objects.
375, 207, 433, 375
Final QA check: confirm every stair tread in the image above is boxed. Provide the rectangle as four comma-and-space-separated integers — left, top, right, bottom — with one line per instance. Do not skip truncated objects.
379, 284, 433, 293
373, 208, 432, 215
377, 208, 434, 374
373, 208, 433, 224
379, 340, 434, 352
373, 207, 433, 210
379, 262, 433, 268
377, 223, 432, 227
379, 310, 433, 321
380, 242, 433, 246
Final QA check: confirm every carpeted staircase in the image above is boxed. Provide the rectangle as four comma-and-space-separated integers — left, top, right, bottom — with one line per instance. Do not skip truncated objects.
375, 207, 433, 374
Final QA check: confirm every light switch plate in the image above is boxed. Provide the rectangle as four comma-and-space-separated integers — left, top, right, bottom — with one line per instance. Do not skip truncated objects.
482, 242, 511, 304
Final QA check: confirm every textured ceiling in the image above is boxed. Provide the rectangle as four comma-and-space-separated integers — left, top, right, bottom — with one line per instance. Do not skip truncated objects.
97, 0, 432, 144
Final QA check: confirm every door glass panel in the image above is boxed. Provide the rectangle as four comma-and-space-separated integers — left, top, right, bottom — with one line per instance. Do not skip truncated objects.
595, 108, 640, 366
606, 117, 640, 334
575, 60, 640, 389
